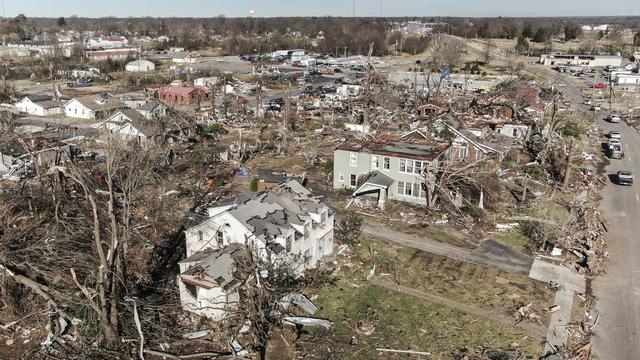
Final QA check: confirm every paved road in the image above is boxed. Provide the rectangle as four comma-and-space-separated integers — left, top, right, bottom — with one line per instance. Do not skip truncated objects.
592, 110, 640, 359
362, 223, 534, 274
538, 64, 640, 359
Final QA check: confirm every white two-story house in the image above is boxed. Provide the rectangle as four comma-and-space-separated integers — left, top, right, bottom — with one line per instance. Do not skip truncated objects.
333, 134, 446, 208
178, 180, 334, 319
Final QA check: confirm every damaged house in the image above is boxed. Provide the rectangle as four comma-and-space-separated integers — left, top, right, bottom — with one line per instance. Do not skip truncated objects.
178, 244, 254, 320
178, 180, 334, 319
333, 134, 446, 208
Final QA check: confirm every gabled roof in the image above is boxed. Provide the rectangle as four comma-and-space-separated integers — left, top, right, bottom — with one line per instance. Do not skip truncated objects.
68, 93, 125, 112
337, 139, 444, 161
21, 94, 52, 103
180, 244, 254, 291
202, 180, 329, 243
101, 109, 162, 138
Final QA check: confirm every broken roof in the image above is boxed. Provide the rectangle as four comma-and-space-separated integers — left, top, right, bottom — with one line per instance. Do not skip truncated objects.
211, 180, 329, 243
337, 138, 445, 161
180, 243, 254, 291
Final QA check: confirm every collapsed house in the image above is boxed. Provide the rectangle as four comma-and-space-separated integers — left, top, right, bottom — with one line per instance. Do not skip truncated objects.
178, 180, 334, 319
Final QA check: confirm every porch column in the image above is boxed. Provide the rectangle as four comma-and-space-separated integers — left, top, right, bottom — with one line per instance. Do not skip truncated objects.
378, 189, 386, 210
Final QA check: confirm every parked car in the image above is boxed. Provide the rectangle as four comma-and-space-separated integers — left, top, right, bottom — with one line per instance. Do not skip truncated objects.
608, 138, 621, 148
594, 83, 607, 89
607, 144, 624, 159
609, 130, 621, 140
607, 114, 621, 123
617, 170, 634, 185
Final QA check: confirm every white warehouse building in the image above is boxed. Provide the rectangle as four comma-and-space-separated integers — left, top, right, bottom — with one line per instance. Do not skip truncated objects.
539, 53, 622, 67
125, 59, 155, 72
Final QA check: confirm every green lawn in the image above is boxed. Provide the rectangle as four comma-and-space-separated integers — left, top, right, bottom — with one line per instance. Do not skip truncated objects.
305, 277, 543, 359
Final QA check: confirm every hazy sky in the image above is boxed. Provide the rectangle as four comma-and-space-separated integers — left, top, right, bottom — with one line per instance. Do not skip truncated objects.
2, 0, 639, 18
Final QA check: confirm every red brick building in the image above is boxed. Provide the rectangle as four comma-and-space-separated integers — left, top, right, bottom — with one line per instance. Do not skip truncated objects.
158, 86, 211, 105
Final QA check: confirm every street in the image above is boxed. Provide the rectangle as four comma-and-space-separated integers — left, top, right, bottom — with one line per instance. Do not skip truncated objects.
592, 110, 640, 359
528, 65, 640, 359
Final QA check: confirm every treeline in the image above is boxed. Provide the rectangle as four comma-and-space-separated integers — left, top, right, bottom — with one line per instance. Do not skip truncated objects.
1, 15, 638, 56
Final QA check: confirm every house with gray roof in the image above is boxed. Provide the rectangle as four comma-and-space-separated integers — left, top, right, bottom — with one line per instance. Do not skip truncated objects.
179, 180, 334, 318
178, 244, 254, 320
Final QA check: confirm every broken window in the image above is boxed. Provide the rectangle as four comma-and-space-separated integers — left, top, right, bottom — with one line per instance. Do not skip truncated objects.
216, 230, 223, 246
185, 282, 197, 299
371, 155, 379, 169
350, 174, 356, 187
413, 183, 420, 197
458, 144, 468, 160
198, 230, 204, 242
383, 157, 390, 170
414, 161, 423, 174
399, 159, 406, 172
349, 152, 357, 166
512, 128, 518, 137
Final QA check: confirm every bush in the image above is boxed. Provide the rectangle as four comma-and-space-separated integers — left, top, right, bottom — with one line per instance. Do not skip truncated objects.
335, 214, 362, 246
323, 158, 334, 175
250, 177, 259, 192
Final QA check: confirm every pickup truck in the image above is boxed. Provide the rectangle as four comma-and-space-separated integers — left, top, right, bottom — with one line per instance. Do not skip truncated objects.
617, 170, 634, 186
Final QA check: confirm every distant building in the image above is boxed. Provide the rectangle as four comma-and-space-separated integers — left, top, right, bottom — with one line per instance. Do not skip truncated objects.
64, 93, 125, 120
172, 51, 199, 64
86, 36, 128, 49
14, 95, 63, 117
539, 53, 622, 67
159, 86, 211, 105
85, 48, 139, 61
194, 77, 219, 88
92, 109, 161, 143
125, 59, 155, 72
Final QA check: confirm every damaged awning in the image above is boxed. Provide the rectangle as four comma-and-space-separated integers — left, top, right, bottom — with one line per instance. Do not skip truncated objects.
352, 170, 394, 197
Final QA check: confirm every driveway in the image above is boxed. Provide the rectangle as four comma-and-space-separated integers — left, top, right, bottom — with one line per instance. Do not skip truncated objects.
362, 223, 533, 275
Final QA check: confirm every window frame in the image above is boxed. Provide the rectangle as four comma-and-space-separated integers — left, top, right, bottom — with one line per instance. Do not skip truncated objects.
349, 152, 357, 166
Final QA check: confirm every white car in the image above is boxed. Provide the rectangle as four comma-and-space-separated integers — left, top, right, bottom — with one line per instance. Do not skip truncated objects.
583, 99, 592, 105
609, 114, 621, 123
608, 138, 621, 147
609, 130, 621, 140
592, 104, 601, 111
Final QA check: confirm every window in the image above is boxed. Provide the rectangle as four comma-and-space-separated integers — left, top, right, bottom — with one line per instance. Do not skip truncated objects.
216, 230, 223, 246
512, 128, 518, 137
371, 155, 379, 169
405, 182, 413, 196
413, 183, 420, 197
349, 152, 357, 166
399, 159, 406, 172
397, 181, 405, 195
414, 161, 423, 174
338, 172, 344, 182
458, 144, 468, 160
383, 157, 390, 170
350, 174, 357, 187
198, 230, 203, 242
406, 160, 414, 173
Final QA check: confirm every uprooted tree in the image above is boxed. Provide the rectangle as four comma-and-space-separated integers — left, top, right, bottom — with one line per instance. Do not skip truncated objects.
0, 137, 200, 356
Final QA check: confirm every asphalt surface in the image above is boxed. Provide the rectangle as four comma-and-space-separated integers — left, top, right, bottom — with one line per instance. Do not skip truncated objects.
537, 65, 640, 359
362, 223, 534, 275
591, 106, 640, 359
